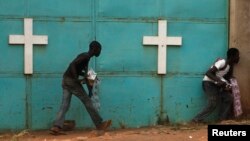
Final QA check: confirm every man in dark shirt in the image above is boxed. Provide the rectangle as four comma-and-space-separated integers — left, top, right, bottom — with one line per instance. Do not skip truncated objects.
50, 41, 112, 134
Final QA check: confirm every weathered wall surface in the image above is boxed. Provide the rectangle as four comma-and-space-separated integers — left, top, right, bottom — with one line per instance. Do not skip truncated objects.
230, 0, 250, 116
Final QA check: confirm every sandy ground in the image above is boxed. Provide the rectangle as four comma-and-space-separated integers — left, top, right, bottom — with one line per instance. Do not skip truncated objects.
0, 120, 249, 141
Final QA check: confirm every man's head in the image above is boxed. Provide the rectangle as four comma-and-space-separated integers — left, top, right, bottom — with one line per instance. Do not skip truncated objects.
227, 48, 240, 64
89, 41, 102, 57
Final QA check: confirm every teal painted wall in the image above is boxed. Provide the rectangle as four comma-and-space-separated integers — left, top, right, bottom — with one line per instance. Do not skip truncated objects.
0, 0, 228, 130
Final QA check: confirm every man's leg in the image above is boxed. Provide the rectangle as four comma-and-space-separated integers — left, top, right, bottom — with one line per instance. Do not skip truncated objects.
53, 89, 72, 128
192, 82, 220, 122
72, 84, 112, 130
219, 91, 233, 120
72, 83, 104, 127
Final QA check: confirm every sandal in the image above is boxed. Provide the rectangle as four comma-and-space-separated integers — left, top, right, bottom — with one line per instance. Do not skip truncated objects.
49, 126, 66, 135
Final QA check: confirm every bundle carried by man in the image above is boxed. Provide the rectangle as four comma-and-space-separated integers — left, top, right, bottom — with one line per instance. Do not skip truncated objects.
87, 68, 101, 111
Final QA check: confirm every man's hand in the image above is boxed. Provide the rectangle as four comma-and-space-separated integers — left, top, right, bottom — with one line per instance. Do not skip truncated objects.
215, 80, 226, 87
215, 81, 232, 91
79, 79, 86, 84
224, 84, 232, 91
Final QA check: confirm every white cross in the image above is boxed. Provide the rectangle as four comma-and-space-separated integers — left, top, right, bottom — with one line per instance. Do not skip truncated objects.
9, 18, 48, 74
143, 20, 182, 74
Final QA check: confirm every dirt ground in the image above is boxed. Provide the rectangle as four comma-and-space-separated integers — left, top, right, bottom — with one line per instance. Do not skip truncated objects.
0, 120, 249, 141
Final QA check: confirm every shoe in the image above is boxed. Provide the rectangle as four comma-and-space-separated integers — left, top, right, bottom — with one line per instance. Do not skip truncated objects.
96, 120, 112, 130
189, 119, 206, 125
191, 119, 199, 123
62, 120, 75, 131
49, 126, 66, 135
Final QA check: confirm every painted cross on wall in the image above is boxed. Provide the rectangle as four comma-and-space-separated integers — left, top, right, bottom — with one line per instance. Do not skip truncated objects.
143, 20, 182, 74
9, 18, 48, 74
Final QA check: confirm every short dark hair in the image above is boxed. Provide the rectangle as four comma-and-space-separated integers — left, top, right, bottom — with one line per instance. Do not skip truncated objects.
227, 48, 239, 59
89, 41, 102, 50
